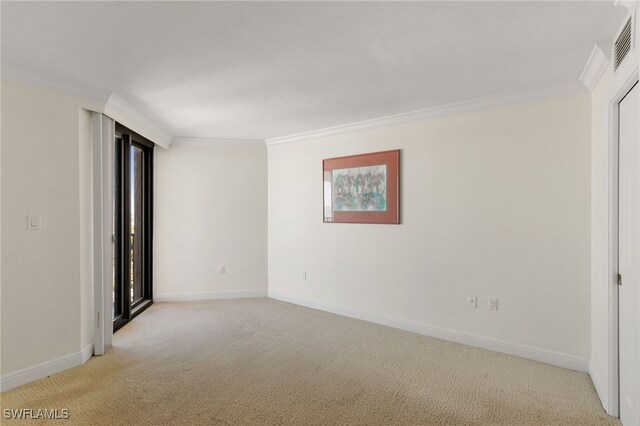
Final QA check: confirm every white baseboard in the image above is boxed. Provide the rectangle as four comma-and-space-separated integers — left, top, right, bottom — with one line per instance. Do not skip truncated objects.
589, 362, 613, 415
81, 343, 94, 363
268, 290, 589, 373
154, 289, 267, 302
1, 343, 94, 392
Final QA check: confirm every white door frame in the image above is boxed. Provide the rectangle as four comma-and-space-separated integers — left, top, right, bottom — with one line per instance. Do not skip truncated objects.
92, 112, 115, 355
606, 35, 639, 417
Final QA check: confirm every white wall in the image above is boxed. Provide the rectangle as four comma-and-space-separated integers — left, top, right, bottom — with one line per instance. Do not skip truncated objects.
154, 142, 268, 300
589, 7, 640, 413
590, 62, 614, 409
268, 94, 591, 364
1, 77, 99, 377
79, 109, 94, 350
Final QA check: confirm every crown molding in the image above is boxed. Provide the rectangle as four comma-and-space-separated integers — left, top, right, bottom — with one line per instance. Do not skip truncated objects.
615, 0, 639, 11
171, 137, 266, 148
3, 68, 588, 150
580, 41, 612, 91
1, 71, 174, 149
265, 82, 586, 147
0, 70, 109, 109
104, 94, 172, 149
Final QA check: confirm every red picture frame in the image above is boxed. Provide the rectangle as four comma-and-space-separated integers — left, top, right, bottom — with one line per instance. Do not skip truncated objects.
323, 149, 400, 224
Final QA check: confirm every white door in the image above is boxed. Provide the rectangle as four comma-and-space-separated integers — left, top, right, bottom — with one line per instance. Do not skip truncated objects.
619, 81, 640, 426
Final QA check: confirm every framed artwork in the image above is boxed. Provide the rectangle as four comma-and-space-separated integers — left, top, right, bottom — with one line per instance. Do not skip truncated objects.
323, 149, 400, 224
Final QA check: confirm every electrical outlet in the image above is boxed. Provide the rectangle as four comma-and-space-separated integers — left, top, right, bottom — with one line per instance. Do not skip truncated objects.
217, 265, 225, 275
466, 296, 477, 308
488, 297, 498, 311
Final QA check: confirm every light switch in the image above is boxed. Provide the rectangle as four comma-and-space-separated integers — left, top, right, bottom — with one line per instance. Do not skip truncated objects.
28, 214, 42, 230
488, 297, 498, 311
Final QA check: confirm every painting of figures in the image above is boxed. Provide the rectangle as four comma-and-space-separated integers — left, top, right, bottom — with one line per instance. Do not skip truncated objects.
331, 165, 387, 211
323, 149, 400, 224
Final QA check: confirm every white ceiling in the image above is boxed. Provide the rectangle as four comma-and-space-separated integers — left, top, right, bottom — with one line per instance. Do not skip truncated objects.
1, 1, 628, 141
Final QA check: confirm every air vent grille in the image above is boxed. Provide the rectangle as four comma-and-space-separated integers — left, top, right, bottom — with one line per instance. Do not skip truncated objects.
614, 17, 633, 71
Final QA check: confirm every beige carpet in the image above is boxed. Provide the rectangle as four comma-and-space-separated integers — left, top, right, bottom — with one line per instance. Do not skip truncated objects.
1, 298, 619, 425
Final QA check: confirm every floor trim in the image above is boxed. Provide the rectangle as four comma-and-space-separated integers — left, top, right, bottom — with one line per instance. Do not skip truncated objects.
1, 343, 94, 392
82, 343, 94, 364
154, 289, 267, 302
268, 290, 589, 373
589, 361, 609, 412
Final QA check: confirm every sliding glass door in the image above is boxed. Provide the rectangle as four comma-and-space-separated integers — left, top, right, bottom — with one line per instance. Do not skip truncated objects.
113, 123, 154, 332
